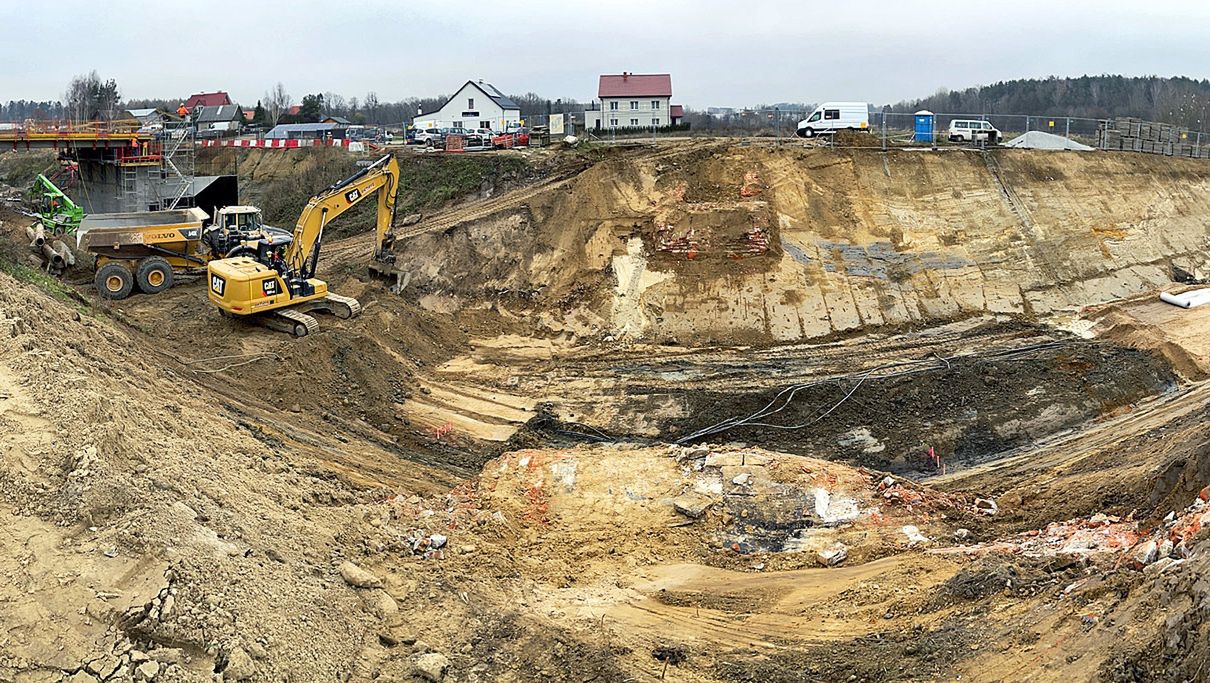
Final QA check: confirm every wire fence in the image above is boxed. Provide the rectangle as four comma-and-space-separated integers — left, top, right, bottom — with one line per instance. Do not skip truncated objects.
533, 108, 1210, 159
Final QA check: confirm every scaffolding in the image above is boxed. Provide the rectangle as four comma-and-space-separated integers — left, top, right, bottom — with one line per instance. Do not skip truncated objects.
106, 121, 196, 212
158, 122, 195, 210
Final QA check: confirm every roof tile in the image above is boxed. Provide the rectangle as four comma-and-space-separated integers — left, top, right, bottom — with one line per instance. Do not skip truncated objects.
598, 74, 672, 98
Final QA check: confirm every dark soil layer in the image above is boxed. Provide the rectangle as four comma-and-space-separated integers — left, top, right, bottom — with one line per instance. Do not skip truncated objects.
666, 342, 1176, 477
713, 617, 984, 682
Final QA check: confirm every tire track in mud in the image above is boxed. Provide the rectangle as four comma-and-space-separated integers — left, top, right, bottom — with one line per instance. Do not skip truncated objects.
322, 174, 577, 268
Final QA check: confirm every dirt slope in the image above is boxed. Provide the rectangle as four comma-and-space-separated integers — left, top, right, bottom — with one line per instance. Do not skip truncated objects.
3, 141, 1210, 682
0, 257, 454, 680
394, 146, 1210, 344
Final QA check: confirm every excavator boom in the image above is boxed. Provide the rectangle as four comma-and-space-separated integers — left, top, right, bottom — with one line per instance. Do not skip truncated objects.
285, 154, 399, 277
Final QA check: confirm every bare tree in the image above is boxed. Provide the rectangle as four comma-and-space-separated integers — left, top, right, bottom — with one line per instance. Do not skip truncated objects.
65, 71, 100, 122
264, 82, 291, 126
323, 92, 346, 116
364, 91, 379, 123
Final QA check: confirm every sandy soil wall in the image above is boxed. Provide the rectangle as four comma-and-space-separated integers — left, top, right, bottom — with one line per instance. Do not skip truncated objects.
402, 146, 1210, 344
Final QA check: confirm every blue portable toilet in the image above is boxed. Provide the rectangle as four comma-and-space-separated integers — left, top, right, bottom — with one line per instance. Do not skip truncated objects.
914, 110, 935, 143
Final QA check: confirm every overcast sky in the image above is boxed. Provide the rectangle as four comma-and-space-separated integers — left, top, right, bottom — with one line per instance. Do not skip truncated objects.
1, 0, 1207, 108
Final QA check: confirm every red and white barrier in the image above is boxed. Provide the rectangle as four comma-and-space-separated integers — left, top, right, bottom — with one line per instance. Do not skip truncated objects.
199, 138, 373, 150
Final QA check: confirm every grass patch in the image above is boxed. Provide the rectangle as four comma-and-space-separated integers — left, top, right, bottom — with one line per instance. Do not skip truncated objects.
239, 149, 537, 240
395, 154, 533, 216
0, 255, 83, 307
0, 150, 58, 187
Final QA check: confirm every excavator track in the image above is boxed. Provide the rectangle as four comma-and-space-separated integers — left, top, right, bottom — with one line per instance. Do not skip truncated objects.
322, 292, 363, 319
267, 308, 320, 338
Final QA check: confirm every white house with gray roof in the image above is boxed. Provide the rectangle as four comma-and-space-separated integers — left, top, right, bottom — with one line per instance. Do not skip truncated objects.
412, 80, 521, 131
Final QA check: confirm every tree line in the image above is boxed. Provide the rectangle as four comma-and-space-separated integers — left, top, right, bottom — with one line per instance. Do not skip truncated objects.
0, 73, 587, 128
8, 73, 1210, 131
890, 75, 1210, 129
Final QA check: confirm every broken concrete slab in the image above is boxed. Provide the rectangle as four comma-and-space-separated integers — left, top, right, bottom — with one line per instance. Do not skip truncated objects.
673, 492, 715, 519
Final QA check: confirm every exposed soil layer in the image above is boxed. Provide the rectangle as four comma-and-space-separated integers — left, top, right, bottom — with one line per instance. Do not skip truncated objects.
670, 341, 1175, 475
2, 140, 1210, 682
392, 145, 1210, 345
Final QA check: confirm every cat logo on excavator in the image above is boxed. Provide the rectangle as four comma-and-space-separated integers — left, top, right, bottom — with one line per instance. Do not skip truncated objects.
345, 189, 361, 204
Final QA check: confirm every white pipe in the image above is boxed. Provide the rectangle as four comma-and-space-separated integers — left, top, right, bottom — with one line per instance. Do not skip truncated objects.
1161, 289, 1210, 308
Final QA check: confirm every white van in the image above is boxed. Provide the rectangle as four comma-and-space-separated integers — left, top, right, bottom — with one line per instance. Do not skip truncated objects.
796, 102, 870, 137
948, 119, 1001, 143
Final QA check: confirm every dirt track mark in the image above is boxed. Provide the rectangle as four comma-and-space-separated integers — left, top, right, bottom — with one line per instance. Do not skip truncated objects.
322, 174, 576, 268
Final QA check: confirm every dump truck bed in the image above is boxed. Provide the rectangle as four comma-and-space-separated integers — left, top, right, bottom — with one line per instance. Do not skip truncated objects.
77, 208, 209, 250
78, 207, 208, 232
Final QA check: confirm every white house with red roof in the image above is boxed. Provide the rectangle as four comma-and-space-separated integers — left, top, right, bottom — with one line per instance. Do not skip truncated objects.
586, 73, 684, 130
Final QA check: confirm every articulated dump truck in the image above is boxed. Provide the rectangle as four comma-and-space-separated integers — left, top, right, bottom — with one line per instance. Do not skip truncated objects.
77, 207, 287, 300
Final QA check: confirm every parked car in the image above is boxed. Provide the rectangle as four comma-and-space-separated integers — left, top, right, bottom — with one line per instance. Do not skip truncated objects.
413, 129, 444, 146
491, 128, 530, 148
796, 102, 870, 137
948, 119, 1001, 143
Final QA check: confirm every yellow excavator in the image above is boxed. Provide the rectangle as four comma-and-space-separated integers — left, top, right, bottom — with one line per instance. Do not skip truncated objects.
206, 154, 401, 336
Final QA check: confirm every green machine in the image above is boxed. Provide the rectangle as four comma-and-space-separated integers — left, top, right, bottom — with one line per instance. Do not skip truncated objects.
30, 174, 85, 236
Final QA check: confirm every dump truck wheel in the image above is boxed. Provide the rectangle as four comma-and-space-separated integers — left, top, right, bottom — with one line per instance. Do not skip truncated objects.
95, 263, 134, 300
135, 257, 174, 294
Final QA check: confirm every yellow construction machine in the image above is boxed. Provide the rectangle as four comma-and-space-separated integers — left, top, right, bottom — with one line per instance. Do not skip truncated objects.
78, 206, 288, 300
206, 155, 401, 337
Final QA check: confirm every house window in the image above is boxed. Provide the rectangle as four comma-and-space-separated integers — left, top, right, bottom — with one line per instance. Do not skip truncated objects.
453, 121, 462, 128
609, 118, 618, 127
630, 118, 639, 126
609, 101, 618, 111
630, 101, 639, 110
652, 100, 660, 109
481, 121, 491, 129
652, 118, 660, 126
468, 98, 474, 109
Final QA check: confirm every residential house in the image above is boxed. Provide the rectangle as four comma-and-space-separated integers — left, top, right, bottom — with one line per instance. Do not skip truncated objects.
585, 73, 684, 130
182, 91, 231, 113
125, 108, 179, 133
412, 80, 521, 131
322, 115, 351, 125
194, 105, 243, 132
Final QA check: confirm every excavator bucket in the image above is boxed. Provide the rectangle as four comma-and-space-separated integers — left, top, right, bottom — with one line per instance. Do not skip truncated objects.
368, 258, 410, 294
